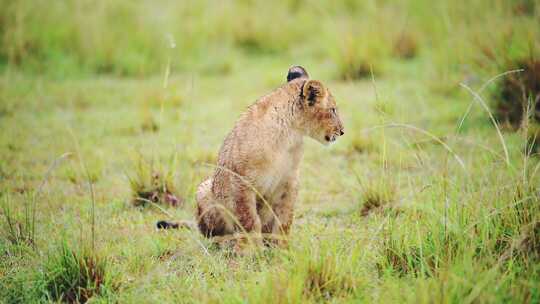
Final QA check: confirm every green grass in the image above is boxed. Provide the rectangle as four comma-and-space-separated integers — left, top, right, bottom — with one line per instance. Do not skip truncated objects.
1, 0, 540, 303
39, 242, 118, 303
127, 153, 181, 208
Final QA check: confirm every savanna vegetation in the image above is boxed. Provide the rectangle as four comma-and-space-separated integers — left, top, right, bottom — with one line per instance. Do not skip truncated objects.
1, 0, 540, 303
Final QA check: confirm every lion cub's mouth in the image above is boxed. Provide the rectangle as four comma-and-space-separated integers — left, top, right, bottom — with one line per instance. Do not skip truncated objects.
324, 129, 344, 143
324, 134, 338, 143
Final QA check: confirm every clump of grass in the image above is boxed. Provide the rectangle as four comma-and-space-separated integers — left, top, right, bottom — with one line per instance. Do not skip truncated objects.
359, 179, 397, 217
518, 220, 540, 261
494, 58, 540, 129
378, 232, 426, 277
62, 161, 102, 184
492, 182, 540, 262
336, 36, 383, 81
140, 111, 159, 133
247, 243, 361, 303
512, 0, 537, 16
0, 193, 36, 248
303, 251, 356, 300
233, 27, 279, 55
393, 32, 418, 60
128, 155, 182, 207
340, 60, 374, 81
377, 230, 460, 278
229, 7, 297, 55
40, 243, 118, 303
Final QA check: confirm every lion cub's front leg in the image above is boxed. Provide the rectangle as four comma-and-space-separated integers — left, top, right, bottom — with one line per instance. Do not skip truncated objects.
232, 184, 263, 251
266, 178, 298, 247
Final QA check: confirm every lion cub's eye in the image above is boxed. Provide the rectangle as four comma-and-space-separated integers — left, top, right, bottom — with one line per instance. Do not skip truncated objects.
330, 108, 337, 115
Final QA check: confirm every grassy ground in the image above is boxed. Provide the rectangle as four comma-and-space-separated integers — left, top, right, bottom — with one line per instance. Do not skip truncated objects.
1, 1, 540, 303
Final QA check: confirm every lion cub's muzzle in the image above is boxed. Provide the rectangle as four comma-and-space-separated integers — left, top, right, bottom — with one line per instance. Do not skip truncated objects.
324, 127, 345, 143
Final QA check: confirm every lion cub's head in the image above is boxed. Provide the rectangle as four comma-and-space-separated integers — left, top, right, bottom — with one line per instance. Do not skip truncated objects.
287, 66, 345, 145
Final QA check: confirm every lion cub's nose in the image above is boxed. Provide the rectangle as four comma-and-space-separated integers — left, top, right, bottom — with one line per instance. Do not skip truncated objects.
339, 129, 345, 136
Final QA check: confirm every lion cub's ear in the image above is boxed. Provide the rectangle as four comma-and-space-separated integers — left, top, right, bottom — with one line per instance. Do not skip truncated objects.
287, 65, 309, 82
302, 80, 326, 106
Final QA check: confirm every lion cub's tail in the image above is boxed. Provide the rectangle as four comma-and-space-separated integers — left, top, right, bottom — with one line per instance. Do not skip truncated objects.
156, 220, 196, 230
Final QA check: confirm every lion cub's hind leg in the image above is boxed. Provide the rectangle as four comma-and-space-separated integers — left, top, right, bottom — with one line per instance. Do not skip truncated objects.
196, 178, 228, 238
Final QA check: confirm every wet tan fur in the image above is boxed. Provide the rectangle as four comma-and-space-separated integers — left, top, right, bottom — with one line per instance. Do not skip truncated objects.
196, 73, 344, 247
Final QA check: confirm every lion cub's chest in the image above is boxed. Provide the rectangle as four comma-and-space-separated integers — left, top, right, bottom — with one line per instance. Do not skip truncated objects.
257, 147, 298, 196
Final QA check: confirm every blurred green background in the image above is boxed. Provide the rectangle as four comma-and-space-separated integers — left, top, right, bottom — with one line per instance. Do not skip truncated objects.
1, 0, 538, 80
1, 1, 540, 303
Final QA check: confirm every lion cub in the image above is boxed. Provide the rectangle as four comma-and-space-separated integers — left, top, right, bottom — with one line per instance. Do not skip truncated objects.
196, 66, 344, 247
